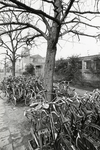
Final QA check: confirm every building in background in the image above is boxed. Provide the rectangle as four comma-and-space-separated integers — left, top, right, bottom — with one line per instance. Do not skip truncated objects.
16, 47, 45, 77
78, 54, 100, 87
3, 47, 45, 77
30, 54, 45, 77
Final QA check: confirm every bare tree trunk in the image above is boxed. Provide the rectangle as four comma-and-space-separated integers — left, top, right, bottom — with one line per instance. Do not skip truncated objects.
12, 60, 15, 76
44, 19, 61, 102
12, 54, 16, 76
43, 10, 61, 101
44, 39, 57, 102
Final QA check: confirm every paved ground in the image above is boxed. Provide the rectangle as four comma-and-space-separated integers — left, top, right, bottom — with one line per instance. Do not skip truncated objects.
71, 86, 92, 96
0, 92, 32, 150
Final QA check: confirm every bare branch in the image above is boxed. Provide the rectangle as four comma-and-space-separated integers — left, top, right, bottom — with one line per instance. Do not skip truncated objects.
0, 26, 28, 36
1, 51, 13, 62
61, 0, 75, 22
15, 54, 21, 60
42, 0, 58, 11
70, 10, 100, 15
6, 50, 13, 61
63, 20, 100, 29
0, 0, 60, 24
15, 43, 26, 52
0, 38, 13, 53
68, 30, 99, 38
25, 34, 43, 46
0, 22, 47, 39
41, 15, 51, 32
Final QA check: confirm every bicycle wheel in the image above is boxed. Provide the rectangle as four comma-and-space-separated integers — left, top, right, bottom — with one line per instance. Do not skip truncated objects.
55, 134, 73, 150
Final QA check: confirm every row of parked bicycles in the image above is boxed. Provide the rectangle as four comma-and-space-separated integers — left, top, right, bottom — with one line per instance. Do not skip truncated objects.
1, 75, 44, 106
25, 88, 100, 150
1, 75, 100, 150
0, 76, 75, 106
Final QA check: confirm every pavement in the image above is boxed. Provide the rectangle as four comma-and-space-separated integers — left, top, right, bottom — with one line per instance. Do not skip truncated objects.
70, 86, 89, 96
0, 92, 32, 150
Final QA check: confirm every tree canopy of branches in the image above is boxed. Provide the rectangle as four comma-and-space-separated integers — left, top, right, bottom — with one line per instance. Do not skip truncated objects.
0, 11, 30, 76
0, 0, 100, 101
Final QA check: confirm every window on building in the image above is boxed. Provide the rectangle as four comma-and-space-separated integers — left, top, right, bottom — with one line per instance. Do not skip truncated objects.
36, 65, 42, 69
78, 61, 82, 69
85, 60, 91, 69
33, 58, 36, 62
95, 60, 100, 70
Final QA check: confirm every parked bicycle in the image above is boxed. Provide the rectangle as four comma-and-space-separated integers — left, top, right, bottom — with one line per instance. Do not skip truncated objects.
1, 76, 44, 106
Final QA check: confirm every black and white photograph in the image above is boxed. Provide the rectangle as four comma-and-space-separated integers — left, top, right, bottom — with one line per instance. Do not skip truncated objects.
0, 0, 100, 150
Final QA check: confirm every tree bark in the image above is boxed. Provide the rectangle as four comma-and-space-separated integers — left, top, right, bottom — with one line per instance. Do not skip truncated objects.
43, 0, 62, 102
12, 61, 15, 76
44, 39, 57, 102
12, 54, 16, 76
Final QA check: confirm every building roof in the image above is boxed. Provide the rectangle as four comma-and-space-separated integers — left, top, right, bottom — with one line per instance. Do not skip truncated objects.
79, 54, 100, 60
30, 54, 45, 59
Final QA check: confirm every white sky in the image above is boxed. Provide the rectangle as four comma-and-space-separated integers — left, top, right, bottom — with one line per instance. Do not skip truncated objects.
29, 35, 100, 60
0, 30, 100, 63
